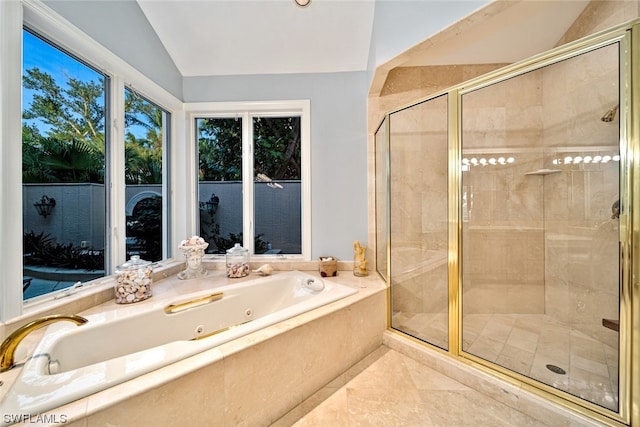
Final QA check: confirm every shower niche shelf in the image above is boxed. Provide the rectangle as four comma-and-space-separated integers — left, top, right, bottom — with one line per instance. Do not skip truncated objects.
524, 168, 562, 176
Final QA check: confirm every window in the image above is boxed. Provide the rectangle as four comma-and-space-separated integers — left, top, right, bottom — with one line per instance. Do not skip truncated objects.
0, 4, 181, 318
193, 102, 310, 258
22, 29, 107, 299
21, 28, 173, 301
124, 88, 169, 262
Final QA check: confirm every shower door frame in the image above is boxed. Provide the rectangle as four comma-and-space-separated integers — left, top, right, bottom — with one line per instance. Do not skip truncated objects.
378, 19, 639, 426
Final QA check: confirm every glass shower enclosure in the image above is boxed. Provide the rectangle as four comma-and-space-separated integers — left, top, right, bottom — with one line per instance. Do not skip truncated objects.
376, 21, 638, 424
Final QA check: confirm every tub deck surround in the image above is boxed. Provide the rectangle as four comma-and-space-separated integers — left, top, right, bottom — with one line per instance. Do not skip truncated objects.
0, 270, 381, 425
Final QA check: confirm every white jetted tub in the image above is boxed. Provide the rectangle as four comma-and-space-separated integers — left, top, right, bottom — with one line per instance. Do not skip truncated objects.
0, 271, 357, 421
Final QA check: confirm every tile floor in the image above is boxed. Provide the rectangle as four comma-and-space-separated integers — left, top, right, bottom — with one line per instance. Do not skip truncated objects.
274, 346, 565, 426
465, 313, 618, 412
393, 312, 619, 412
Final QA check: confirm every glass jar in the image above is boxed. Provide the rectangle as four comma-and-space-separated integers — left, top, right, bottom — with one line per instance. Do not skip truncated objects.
226, 243, 249, 278
114, 255, 153, 304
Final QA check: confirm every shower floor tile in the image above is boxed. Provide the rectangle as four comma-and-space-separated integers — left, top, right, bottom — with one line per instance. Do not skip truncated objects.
392, 311, 619, 412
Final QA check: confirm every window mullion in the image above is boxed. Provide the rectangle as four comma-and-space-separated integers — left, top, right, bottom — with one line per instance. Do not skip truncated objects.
243, 113, 254, 254
108, 77, 127, 272
161, 111, 171, 260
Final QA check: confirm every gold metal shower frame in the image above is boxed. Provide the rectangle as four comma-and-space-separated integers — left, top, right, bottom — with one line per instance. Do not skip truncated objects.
375, 20, 639, 427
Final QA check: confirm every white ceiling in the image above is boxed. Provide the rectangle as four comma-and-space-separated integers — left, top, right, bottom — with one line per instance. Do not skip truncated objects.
136, 0, 376, 77
136, 0, 590, 78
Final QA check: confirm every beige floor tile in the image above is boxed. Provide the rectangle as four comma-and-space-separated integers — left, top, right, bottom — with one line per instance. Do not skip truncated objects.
279, 347, 551, 426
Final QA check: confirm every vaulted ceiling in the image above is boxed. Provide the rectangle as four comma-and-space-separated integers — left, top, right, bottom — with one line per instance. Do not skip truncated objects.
135, 0, 590, 78
136, 0, 376, 77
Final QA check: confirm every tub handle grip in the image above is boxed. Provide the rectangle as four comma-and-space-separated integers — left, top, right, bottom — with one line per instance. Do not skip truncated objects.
164, 292, 224, 314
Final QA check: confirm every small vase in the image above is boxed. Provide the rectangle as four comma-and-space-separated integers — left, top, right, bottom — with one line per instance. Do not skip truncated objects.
178, 242, 209, 280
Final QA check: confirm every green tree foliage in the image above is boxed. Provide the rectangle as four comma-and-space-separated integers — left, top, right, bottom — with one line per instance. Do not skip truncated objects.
198, 118, 243, 181
23, 230, 104, 271
198, 116, 301, 181
23, 136, 104, 183
23, 67, 105, 155
254, 116, 301, 180
22, 68, 163, 185
124, 89, 164, 184
23, 67, 164, 264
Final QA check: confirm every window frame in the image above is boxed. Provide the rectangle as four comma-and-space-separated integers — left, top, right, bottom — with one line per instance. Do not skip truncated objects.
187, 101, 312, 260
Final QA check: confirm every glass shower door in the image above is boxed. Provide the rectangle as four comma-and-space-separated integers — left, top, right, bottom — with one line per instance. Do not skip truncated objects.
388, 95, 449, 350
375, 118, 388, 282
460, 41, 621, 411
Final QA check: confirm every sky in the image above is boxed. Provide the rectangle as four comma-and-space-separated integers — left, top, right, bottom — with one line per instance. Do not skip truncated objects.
23, 29, 103, 84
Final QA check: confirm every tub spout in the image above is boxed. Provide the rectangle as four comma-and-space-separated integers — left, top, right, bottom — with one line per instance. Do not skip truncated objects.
0, 314, 88, 372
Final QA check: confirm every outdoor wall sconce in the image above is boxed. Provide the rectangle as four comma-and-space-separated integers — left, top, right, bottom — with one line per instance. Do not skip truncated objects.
34, 195, 56, 218
205, 194, 220, 216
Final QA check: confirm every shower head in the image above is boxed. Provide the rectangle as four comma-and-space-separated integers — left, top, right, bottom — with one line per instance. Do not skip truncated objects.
601, 105, 618, 122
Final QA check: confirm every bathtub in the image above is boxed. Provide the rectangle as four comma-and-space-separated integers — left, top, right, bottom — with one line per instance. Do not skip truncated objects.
0, 271, 357, 421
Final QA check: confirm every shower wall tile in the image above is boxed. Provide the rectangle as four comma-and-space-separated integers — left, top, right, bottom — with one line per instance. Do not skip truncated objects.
463, 284, 544, 314
463, 229, 544, 285
558, 0, 640, 47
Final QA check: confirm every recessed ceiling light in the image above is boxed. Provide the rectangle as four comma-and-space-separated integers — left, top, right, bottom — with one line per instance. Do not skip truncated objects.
294, 0, 311, 7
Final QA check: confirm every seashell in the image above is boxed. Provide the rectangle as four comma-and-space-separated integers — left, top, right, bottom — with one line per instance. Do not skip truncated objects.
252, 264, 274, 276
114, 264, 153, 304
226, 262, 249, 278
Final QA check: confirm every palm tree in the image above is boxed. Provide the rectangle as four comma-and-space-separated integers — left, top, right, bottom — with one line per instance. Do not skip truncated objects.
23, 136, 103, 183
125, 89, 163, 184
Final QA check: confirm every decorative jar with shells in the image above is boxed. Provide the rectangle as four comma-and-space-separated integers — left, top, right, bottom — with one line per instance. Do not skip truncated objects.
226, 243, 249, 278
114, 255, 152, 304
